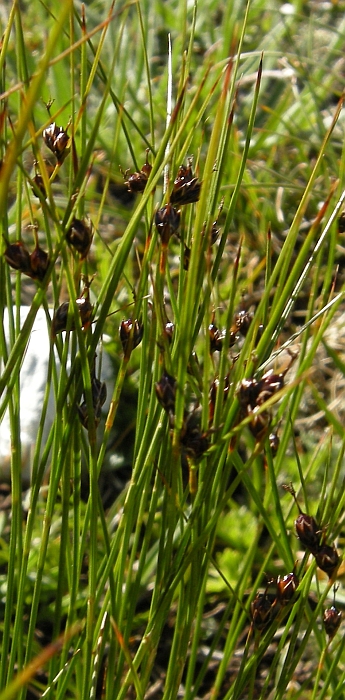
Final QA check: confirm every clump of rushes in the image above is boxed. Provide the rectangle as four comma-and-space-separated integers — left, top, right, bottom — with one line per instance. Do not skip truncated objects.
170, 158, 202, 205
66, 217, 93, 259
42, 121, 70, 164
119, 318, 144, 355
121, 149, 152, 193
3, 227, 49, 282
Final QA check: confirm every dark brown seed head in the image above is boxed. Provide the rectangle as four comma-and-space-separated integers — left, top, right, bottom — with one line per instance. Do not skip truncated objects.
249, 407, 272, 442
183, 245, 191, 271
119, 319, 144, 354
315, 544, 340, 578
155, 203, 180, 246
295, 513, 322, 554
51, 301, 70, 336
51, 297, 93, 337
234, 310, 253, 337
323, 605, 342, 639
3, 241, 32, 275
276, 573, 299, 606
30, 245, 50, 281
209, 323, 223, 353
237, 377, 260, 411
229, 329, 239, 347
155, 372, 177, 414
210, 221, 220, 245
76, 297, 93, 329
170, 160, 202, 205
256, 369, 285, 406
181, 409, 210, 459
123, 151, 152, 193
66, 218, 93, 259
126, 171, 148, 193
251, 591, 275, 631
43, 122, 70, 164
32, 173, 46, 198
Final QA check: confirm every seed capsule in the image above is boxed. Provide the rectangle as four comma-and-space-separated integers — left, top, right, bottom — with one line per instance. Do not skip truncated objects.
29, 244, 50, 281
3, 241, 32, 276
43, 122, 70, 164
155, 372, 177, 415
31, 173, 46, 198
122, 151, 152, 193
155, 204, 180, 246
315, 544, 340, 578
209, 323, 223, 353
66, 218, 93, 259
283, 483, 322, 554
181, 409, 210, 459
170, 160, 202, 205
51, 296, 93, 337
251, 591, 276, 631
323, 605, 342, 639
276, 573, 299, 606
119, 319, 144, 354
295, 513, 322, 555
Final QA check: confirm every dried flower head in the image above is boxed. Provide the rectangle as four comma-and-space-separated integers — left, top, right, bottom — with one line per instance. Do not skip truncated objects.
170, 159, 202, 205
324, 605, 342, 639
155, 372, 177, 415
122, 150, 152, 193
43, 122, 70, 164
119, 319, 144, 354
66, 218, 93, 259
251, 590, 276, 631
3, 240, 32, 276
155, 203, 180, 246
276, 572, 299, 606
315, 544, 340, 578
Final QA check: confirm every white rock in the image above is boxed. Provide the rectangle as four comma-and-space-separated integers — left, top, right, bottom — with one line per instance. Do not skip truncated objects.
0, 307, 113, 484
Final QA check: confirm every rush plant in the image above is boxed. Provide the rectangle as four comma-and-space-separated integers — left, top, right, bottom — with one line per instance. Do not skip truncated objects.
1, 2, 345, 699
